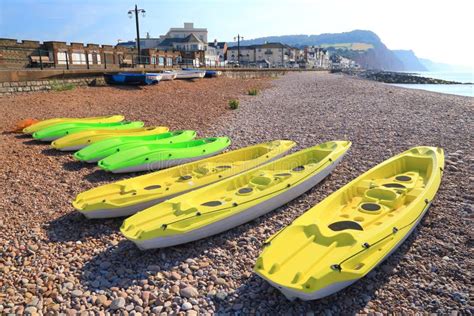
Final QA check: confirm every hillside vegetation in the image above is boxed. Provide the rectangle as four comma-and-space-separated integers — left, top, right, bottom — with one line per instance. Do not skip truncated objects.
320, 42, 373, 51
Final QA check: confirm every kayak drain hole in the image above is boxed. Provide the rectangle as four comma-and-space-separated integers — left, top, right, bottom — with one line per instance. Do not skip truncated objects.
238, 187, 253, 194
292, 166, 305, 172
144, 185, 162, 190
383, 183, 406, 189
361, 203, 381, 212
395, 175, 411, 182
201, 201, 222, 207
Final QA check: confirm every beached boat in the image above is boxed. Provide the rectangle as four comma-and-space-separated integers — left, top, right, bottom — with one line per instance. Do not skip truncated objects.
204, 70, 222, 78
51, 126, 170, 151
158, 71, 178, 81
32, 121, 144, 142
98, 137, 231, 173
175, 70, 206, 80
254, 146, 444, 301
120, 141, 351, 249
74, 130, 197, 162
23, 115, 125, 134
73, 140, 296, 219
144, 73, 163, 82
103, 73, 160, 85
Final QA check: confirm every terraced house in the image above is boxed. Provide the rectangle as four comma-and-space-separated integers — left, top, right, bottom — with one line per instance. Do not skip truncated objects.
227, 42, 298, 68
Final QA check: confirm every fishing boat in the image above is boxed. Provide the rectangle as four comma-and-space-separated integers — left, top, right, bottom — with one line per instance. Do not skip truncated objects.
159, 71, 178, 81
103, 73, 160, 85
204, 70, 222, 78
175, 70, 206, 80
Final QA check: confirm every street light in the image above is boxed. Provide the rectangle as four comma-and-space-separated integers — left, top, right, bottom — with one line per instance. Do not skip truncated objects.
128, 4, 146, 64
233, 34, 244, 65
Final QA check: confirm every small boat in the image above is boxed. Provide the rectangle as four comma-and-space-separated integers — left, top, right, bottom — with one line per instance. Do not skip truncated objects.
120, 141, 351, 249
51, 126, 170, 151
204, 70, 222, 78
23, 115, 124, 134
73, 140, 295, 219
175, 70, 206, 80
144, 73, 163, 82
74, 130, 197, 162
103, 73, 160, 85
254, 146, 444, 301
32, 121, 144, 142
98, 137, 231, 173
158, 71, 177, 81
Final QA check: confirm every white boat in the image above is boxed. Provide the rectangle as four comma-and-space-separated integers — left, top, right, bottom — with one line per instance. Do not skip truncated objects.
145, 73, 163, 82
160, 71, 177, 81
176, 70, 206, 80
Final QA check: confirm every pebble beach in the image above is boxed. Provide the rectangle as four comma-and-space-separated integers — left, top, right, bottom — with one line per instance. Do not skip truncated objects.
0, 72, 472, 314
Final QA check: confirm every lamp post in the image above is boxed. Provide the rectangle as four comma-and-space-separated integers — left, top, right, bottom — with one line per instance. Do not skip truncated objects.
128, 5, 146, 64
233, 34, 244, 65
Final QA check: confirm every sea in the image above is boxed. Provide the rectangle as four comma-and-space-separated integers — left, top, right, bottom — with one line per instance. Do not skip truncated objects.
391, 71, 474, 97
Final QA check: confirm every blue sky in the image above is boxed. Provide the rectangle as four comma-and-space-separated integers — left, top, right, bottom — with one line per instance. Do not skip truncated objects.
1, 0, 473, 66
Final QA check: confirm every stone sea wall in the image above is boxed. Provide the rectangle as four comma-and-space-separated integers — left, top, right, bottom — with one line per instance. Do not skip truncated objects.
0, 69, 300, 96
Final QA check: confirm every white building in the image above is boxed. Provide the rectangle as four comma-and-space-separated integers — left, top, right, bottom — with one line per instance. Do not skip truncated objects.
227, 42, 297, 68
165, 23, 207, 43
304, 46, 330, 69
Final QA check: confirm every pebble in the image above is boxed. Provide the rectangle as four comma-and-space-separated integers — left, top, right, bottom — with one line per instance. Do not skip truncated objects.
181, 302, 193, 311
110, 298, 126, 310
1, 73, 471, 314
180, 286, 199, 298
71, 290, 83, 297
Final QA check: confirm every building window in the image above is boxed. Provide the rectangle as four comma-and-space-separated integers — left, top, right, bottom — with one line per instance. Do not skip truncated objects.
158, 57, 164, 66
57, 51, 67, 65
166, 57, 173, 66
151, 56, 156, 64
71, 52, 86, 65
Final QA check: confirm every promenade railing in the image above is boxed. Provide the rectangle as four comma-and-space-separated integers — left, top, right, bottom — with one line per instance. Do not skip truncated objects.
0, 46, 302, 71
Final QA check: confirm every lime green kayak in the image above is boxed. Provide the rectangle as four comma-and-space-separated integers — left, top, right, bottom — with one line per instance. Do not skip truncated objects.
98, 137, 231, 173
74, 130, 197, 163
32, 121, 144, 142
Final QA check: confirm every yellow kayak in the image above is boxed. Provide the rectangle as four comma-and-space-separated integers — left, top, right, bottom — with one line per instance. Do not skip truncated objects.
254, 146, 444, 301
121, 141, 351, 249
73, 140, 296, 219
51, 126, 169, 151
22, 115, 124, 134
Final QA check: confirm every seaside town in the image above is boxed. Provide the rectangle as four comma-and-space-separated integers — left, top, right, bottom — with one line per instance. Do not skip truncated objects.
0, 22, 340, 73
0, 1, 472, 315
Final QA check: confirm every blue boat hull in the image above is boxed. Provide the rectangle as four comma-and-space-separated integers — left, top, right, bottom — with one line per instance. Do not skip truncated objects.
104, 73, 159, 85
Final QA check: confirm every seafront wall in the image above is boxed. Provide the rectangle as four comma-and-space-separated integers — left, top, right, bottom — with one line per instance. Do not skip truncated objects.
0, 69, 308, 96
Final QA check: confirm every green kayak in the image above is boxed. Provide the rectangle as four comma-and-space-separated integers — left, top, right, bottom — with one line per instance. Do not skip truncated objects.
32, 121, 144, 142
98, 137, 231, 173
74, 130, 197, 163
